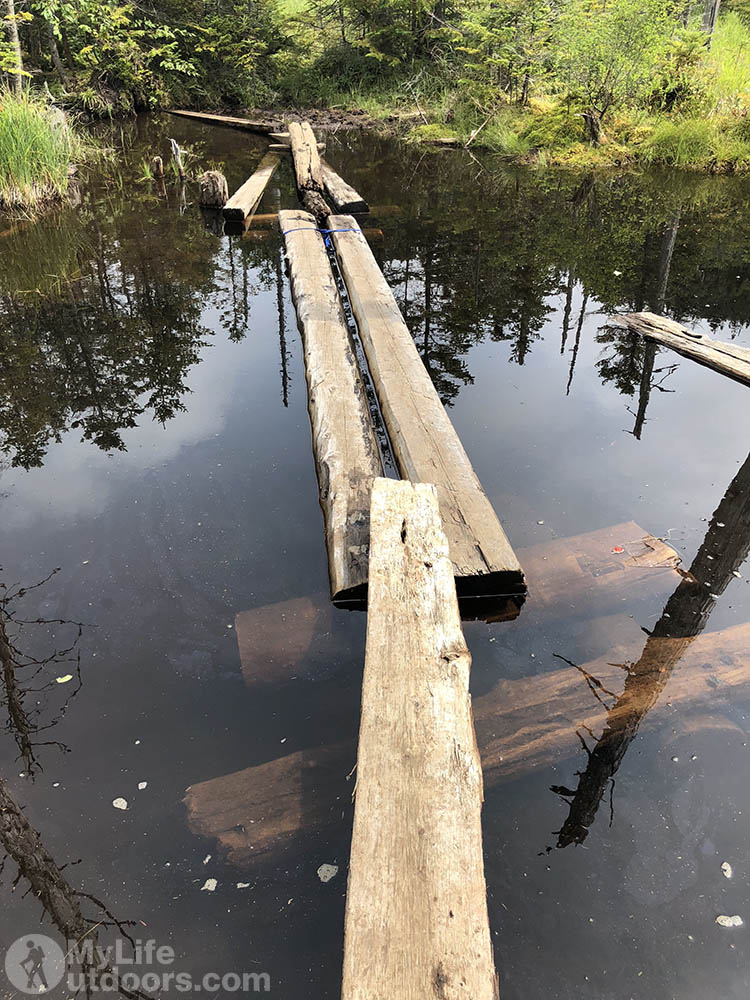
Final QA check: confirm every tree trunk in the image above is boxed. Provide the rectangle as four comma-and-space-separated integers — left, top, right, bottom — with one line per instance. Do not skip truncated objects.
583, 109, 602, 145
43, 18, 68, 85
4, 0, 23, 96
702, 0, 720, 41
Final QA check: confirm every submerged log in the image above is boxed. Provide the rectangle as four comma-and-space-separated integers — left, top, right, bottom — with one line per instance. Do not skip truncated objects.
165, 109, 281, 133
223, 153, 280, 221
613, 311, 750, 387
198, 170, 229, 208
329, 215, 524, 599
185, 614, 750, 867
320, 159, 369, 214
342, 478, 496, 1000
280, 210, 383, 602
231, 521, 681, 687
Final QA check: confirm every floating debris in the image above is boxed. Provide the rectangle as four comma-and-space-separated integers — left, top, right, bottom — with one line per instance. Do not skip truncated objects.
55, 674, 73, 684
236, 882, 251, 889
317, 863, 339, 883
203, 854, 212, 865
200, 878, 217, 892
716, 914, 743, 928
138, 781, 148, 790
722, 862, 734, 879
112, 798, 128, 810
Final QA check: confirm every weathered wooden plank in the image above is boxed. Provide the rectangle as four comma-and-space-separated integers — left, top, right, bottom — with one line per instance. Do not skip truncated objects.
613, 311, 750, 386
329, 215, 524, 598
222, 153, 280, 221
320, 159, 369, 214
184, 620, 750, 864
342, 478, 496, 1000
287, 121, 324, 192
280, 209, 382, 601
165, 109, 280, 133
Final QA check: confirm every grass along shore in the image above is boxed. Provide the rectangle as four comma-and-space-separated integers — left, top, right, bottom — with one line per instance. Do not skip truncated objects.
0, 92, 89, 214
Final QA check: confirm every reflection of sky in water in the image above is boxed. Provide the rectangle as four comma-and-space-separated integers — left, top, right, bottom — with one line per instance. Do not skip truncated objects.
0, 118, 749, 1000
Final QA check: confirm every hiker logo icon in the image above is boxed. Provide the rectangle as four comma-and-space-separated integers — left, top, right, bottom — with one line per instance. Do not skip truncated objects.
5, 935, 65, 994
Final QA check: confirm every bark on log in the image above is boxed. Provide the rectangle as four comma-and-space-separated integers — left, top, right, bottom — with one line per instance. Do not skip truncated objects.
198, 170, 229, 208
613, 311, 750, 387
165, 109, 282, 134
280, 209, 383, 602
320, 159, 369, 214
342, 478, 497, 1000
223, 153, 280, 221
329, 215, 524, 599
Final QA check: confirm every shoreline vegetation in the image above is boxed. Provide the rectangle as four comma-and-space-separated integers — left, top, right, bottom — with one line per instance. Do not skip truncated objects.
1, 0, 750, 213
0, 91, 92, 214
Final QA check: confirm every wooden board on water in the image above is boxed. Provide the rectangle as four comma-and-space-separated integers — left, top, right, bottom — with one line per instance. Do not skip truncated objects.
613, 312, 750, 387
320, 160, 369, 214
223, 153, 280, 221
166, 109, 280, 133
280, 209, 383, 601
342, 478, 496, 1000
329, 215, 524, 599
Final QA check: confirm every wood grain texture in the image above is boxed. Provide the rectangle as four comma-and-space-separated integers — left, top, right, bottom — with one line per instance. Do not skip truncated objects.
287, 121, 324, 192
320, 159, 369, 213
280, 210, 382, 601
165, 109, 280, 132
184, 621, 750, 865
613, 311, 750, 386
222, 153, 280, 221
329, 216, 523, 597
342, 477, 497, 1000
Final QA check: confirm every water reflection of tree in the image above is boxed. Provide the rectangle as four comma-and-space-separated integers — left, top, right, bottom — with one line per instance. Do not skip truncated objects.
0, 571, 83, 776
551, 451, 750, 847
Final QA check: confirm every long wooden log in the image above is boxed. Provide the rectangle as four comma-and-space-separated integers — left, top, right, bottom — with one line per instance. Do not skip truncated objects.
223, 153, 280, 221
184, 619, 750, 864
280, 210, 383, 601
165, 109, 281, 133
320, 159, 369, 214
329, 215, 524, 599
613, 311, 750, 386
342, 478, 496, 1000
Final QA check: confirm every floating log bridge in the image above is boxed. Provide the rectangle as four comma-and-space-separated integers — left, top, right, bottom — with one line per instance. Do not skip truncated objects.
223, 152, 280, 222
166, 109, 281, 134
341, 478, 497, 1000
329, 215, 524, 600
613, 311, 750, 387
184, 618, 750, 864
280, 210, 382, 602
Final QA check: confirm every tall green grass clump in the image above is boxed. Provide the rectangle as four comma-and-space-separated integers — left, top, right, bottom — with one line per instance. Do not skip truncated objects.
0, 91, 86, 213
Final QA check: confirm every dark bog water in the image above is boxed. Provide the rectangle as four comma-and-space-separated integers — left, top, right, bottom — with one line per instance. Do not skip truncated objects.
1, 115, 750, 999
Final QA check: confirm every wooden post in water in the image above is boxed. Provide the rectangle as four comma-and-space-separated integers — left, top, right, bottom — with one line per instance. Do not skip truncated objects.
280, 209, 383, 602
223, 153, 280, 222
198, 170, 228, 208
329, 215, 524, 599
342, 477, 497, 1000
